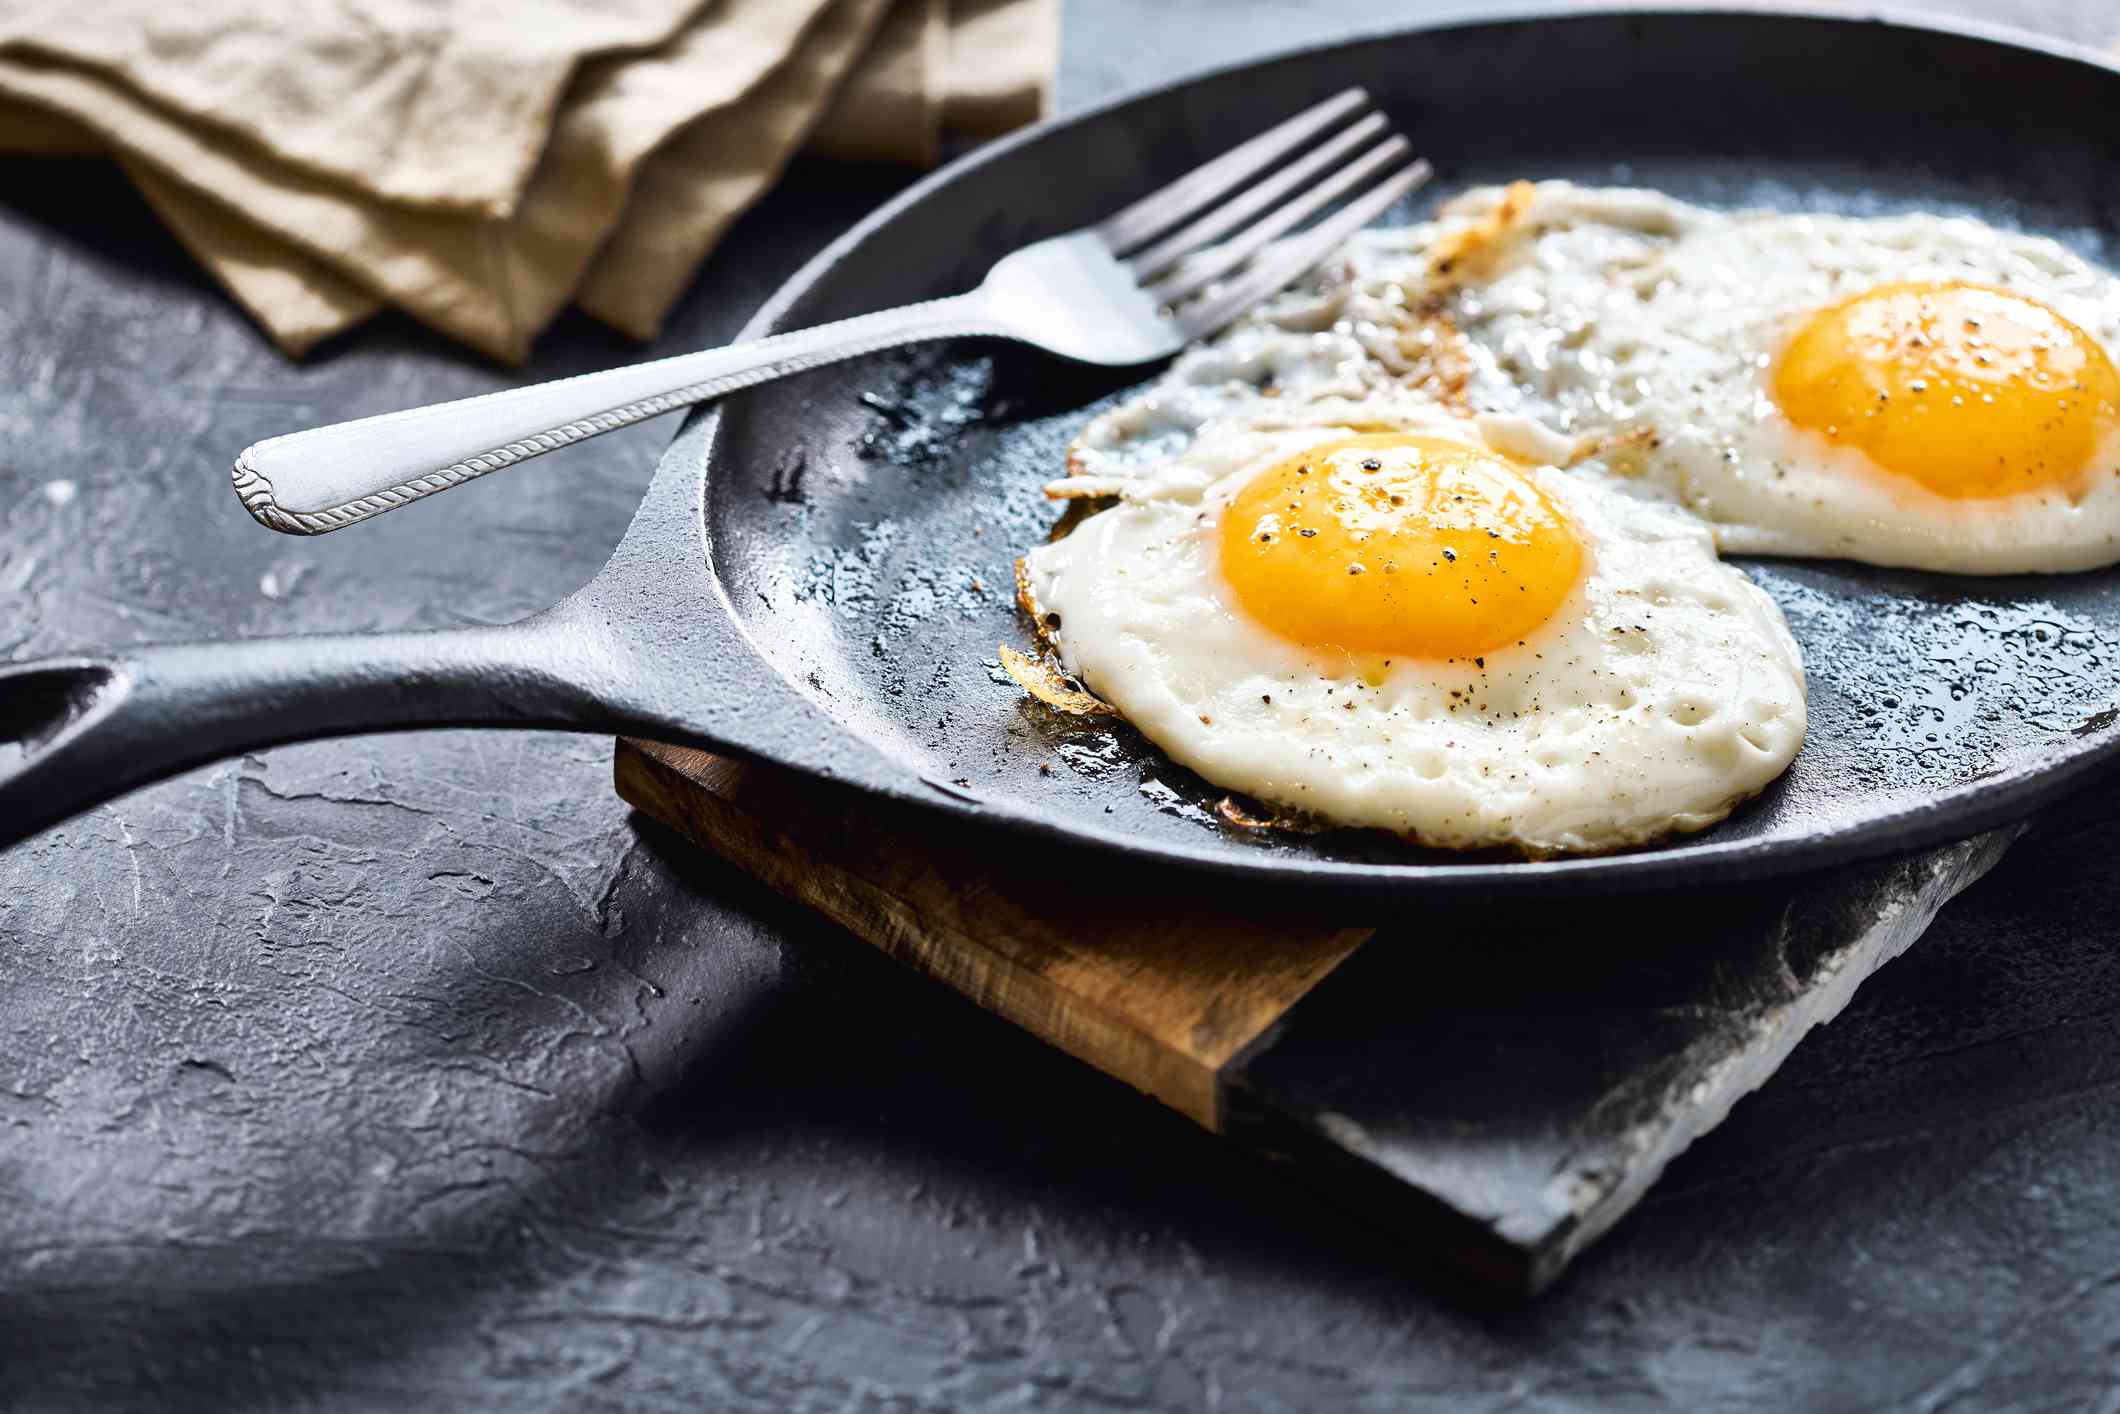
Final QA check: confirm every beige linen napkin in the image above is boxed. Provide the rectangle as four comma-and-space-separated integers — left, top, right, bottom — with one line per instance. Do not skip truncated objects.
128, 156, 384, 352
810, 0, 944, 167
0, 0, 1056, 360
940, 0, 1056, 140
0, 0, 707, 215
578, 0, 896, 340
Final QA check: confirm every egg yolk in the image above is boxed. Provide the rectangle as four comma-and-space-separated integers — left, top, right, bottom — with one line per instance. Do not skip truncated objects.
1219, 433, 1584, 660
1772, 280, 2120, 499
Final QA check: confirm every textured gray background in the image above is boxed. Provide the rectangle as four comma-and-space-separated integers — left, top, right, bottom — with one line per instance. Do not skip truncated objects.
5, 2, 2120, 1409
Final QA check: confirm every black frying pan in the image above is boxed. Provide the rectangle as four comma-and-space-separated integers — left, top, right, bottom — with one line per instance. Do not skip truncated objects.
8, 6, 2120, 897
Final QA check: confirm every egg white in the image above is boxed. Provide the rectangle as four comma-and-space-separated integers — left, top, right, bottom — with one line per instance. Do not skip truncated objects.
1024, 416, 1807, 855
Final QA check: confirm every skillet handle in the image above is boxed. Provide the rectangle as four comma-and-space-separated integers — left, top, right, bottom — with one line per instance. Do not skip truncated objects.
0, 619, 620, 849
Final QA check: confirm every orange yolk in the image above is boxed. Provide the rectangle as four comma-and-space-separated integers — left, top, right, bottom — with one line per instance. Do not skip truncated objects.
1772, 280, 2120, 499
1219, 433, 1584, 660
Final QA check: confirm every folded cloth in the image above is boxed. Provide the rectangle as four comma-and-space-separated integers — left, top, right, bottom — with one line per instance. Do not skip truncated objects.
579, 0, 896, 340
939, 0, 1054, 140
0, 0, 706, 216
0, 0, 1055, 360
809, 0, 942, 168
127, 156, 384, 353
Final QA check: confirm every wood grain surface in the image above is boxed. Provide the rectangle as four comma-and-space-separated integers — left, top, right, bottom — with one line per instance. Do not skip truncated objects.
617, 740, 1368, 1129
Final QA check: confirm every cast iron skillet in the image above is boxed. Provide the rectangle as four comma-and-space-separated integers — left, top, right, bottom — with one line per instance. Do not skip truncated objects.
7, 5, 2120, 897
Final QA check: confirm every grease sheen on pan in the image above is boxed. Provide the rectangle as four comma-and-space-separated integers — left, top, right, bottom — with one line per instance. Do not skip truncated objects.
1025, 410, 1806, 855
1416, 182, 2120, 573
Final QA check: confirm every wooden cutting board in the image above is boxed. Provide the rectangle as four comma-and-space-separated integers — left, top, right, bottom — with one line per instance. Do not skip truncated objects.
615, 738, 2019, 1296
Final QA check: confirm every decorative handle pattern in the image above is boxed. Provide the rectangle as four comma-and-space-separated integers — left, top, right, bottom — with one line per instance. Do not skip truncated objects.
234, 293, 1006, 535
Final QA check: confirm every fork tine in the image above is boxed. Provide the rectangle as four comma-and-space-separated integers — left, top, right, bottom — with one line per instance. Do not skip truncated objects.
1095, 88, 1371, 255
1174, 158, 1433, 341
1149, 137, 1415, 307
1125, 112, 1389, 279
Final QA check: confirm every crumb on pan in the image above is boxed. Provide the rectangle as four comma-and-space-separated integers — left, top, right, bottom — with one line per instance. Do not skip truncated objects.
1214, 795, 1329, 834
1044, 475, 1130, 500
1426, 178, 1538, 289
997, 644, 1116, 717
1567, 423, 1663, 476
1014, 555, 1043, 624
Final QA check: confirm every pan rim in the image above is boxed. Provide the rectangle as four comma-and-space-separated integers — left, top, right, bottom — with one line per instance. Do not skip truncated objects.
682, 3, 2120, 895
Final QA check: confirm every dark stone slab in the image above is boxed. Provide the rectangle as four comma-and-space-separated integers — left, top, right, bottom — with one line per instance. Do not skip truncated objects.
1228, 833, 2021, 1294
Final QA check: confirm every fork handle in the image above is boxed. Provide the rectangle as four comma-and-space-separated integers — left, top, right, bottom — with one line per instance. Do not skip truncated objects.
234, 292, 1006, 535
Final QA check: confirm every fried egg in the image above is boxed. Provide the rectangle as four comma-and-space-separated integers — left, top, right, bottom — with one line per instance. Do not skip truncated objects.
1410, 182, 2120, 573
1022, 412, 1806, 854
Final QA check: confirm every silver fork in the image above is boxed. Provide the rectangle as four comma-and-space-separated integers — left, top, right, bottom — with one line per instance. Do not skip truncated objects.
233, 89, 1430, 535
